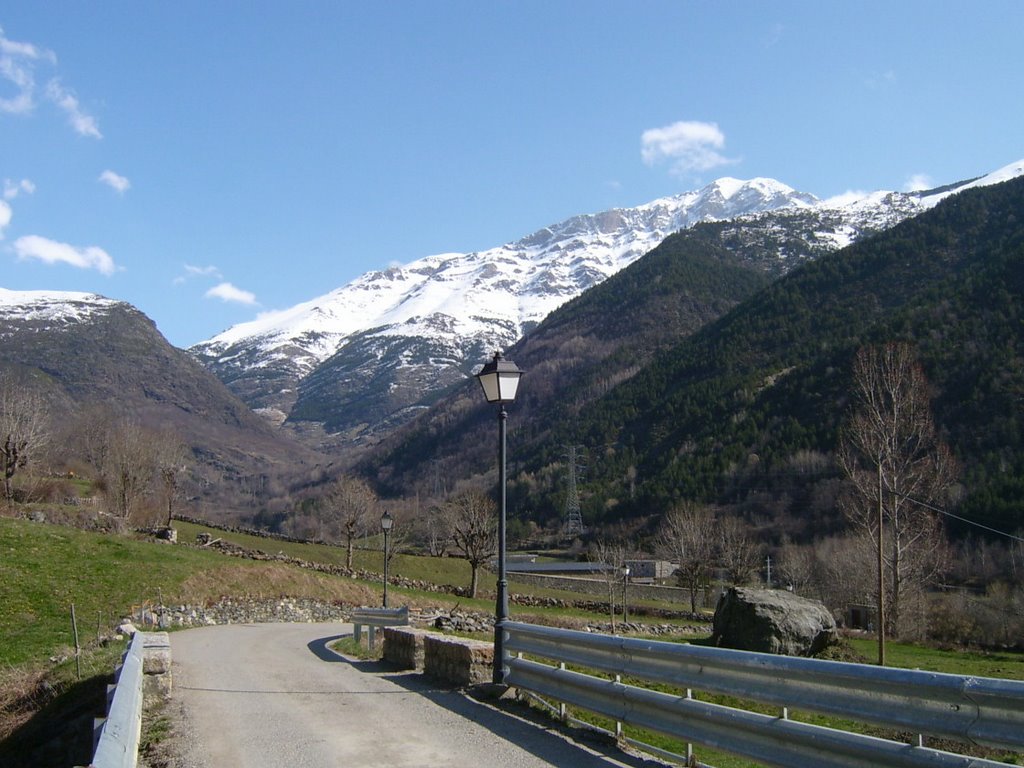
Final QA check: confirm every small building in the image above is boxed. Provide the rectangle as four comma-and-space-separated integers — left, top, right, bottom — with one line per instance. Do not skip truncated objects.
624, 560, 674, 583
846, 604, 876, 630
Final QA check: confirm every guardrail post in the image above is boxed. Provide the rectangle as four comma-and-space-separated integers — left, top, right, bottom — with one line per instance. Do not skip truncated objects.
615, 674, 624, 741
559, 663, 567, 722
368, 625, 377, 651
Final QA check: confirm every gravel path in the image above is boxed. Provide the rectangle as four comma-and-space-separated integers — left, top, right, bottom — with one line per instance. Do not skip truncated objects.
160, 622, 658, 768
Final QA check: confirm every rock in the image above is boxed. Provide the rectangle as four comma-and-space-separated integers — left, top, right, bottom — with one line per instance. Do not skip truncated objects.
117, 621, 138, 637
712, 587, 838, 656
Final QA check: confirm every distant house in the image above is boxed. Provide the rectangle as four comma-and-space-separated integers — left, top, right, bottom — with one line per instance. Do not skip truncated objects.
624, 560, 675, 582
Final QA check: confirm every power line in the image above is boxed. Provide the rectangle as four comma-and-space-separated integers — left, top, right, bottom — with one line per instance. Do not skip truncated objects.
905, 495, 1024, 544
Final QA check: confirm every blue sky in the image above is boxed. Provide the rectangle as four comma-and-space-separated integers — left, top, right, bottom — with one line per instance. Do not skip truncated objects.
2, 2, 1022, 348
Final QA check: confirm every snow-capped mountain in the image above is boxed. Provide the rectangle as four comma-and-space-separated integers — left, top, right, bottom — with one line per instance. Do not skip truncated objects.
0, 289, 123, 333
189, 161, 1024, 442
193, 177, 814, 374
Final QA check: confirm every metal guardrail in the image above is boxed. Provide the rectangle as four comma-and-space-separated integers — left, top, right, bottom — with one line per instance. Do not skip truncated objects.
90, 632, 146, 768
351, 606, 409, 650
503, 621, 1024, 768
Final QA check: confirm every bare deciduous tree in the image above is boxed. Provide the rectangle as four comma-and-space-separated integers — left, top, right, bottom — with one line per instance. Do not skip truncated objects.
323, 476, 377, 568
0, 375, 50, 505
422, 505, 450, 557
102, 417, 158, 524
589, 540, 627, 632
815, 533, 878, 617
444, 490, 497, 599
718, 516, 760, 586
838, 342, 956, 661
775, 540, 818, 596
658, 502, 717, 614
152, 430, 190, 526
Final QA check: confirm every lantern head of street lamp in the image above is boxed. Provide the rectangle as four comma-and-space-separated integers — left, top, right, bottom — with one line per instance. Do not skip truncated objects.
476, 350, 523, 405
380, 510, 394, 532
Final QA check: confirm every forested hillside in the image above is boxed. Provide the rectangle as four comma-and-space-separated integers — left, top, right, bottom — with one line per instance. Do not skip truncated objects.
0, 299, 325, 519
368, 176, 1024, 542
365, 224, 775, 499
562, 176, 1024, 538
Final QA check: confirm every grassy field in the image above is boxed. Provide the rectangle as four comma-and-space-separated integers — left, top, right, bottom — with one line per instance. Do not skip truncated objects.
172, 519, 689, 617
174, 519, 476, 587
1, 517, 382, 667
5, 514, 1024, 767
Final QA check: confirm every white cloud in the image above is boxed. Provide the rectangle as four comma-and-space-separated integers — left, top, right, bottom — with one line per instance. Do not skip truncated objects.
185, 264, 221, 277
99, 170, 131, 194
0, 27, 100, 137
0, 200, 11, 237
174, 263, 222, 285
14, 234, 117, 275
0, 26, 54, 115
46, 78, 101, 138
641, 120, 738, 176
4, 178, 35, 199
903, 173, 933, 192
205, 282, 258, 305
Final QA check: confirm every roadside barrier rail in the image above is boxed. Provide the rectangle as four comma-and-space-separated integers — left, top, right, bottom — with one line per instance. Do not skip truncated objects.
90, 632, 145, 768
351, 606, 409, 650
502, 621, 1024, 768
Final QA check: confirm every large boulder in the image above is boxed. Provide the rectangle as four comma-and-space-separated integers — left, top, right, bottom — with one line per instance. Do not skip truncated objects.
712, 587, 838, 656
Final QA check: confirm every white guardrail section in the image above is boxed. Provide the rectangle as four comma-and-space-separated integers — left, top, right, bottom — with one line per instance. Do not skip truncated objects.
91, 631, 146, 768
502, 621, 1024, 768
351, 606, 410, 650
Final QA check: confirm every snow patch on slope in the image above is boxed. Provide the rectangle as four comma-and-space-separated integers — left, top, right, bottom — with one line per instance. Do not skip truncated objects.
0, 288, 119, 327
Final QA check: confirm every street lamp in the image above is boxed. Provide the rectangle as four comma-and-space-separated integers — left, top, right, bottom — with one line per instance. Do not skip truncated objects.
380, 510, 393, 608
475, 350, 523, 685
621, 565, 631, 625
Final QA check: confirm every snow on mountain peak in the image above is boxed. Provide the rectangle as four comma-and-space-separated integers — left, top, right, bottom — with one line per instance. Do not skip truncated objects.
196, 174, 816, 370
710, 176, 801, 202
1, 287, 103, 305
190, 161, 1024, 417
189, 175, 883, 376
920, 158, 1024, 207
0, 288, 119, 326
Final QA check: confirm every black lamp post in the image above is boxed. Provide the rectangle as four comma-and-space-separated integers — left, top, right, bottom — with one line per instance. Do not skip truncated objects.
380, 510, 393, 608
475, 350, 523, 685
621, 565, 631, 625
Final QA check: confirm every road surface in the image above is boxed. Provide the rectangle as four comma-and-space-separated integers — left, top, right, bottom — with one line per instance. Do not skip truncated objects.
167, 622, 659, 768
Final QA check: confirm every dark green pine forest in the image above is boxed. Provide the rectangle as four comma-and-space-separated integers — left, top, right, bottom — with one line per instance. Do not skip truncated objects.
369, 176, 1024, 543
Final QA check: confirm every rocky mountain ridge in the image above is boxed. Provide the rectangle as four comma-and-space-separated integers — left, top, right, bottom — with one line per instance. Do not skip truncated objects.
190, 165, 1024, 445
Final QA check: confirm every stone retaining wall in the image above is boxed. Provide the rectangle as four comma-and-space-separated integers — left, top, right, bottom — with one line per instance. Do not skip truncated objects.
382, 626, 432, 670
129, 597, 350, 629
383, 625, 494, 686
423, 634, 494, 686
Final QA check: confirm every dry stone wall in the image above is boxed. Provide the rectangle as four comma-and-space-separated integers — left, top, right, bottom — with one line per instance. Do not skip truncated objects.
128, 597, 350, 629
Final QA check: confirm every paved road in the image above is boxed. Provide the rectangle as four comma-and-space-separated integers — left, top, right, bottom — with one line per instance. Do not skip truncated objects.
169, 622, 656, 768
